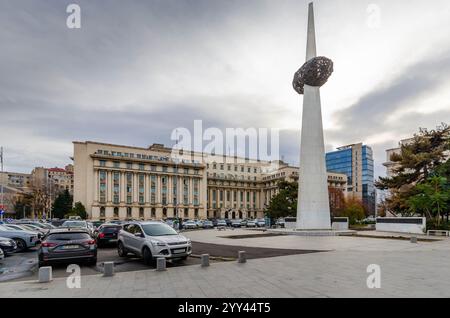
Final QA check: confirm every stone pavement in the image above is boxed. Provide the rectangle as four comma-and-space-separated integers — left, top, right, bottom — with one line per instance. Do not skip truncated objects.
1, 229, 449, 298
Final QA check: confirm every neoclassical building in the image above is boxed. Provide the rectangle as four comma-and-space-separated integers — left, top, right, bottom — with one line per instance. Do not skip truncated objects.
73, 141, 347, 221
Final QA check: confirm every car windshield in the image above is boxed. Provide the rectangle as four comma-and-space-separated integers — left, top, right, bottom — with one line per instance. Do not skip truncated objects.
142, 223, 178, 236
62, 221, 87, 228
47, 233, 91, 241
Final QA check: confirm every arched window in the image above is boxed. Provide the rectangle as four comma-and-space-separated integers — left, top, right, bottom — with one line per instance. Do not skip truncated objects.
162, 208, 167, 218
184, 208, 189, 218
127, 207, 132, 219
225, 211, 229, 219
194, 209, 199, 218
239, 211, 242, 219
151, 208, 156, 219
139, 207, 144, 219
232, 211, 236, 219
113, 207, 119, 218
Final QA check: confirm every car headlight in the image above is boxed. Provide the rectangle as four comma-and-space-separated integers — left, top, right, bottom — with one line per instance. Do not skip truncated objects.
151, 240, 166, 247
0, 240, 13, 246
186, 238, 191, 244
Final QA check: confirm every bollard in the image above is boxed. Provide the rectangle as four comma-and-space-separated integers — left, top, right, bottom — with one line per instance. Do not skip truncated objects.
201, 254, 210, 267
103, 261, 115, 277
156, 257, 166, 271
410, 236, 418, 243
238, 251, 246, 263
38, 266, 53, 283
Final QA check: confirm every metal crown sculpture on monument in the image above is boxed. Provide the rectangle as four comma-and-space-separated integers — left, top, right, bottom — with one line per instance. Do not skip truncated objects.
292, 56, 334, 95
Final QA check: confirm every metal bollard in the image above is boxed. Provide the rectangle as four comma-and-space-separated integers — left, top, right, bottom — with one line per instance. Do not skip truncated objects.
410, 236, 418, 243
103, 261, 115, 277
38, 266, 53, 283
201, 254, 210, 267
156, 257, 166, 271
238, 251, 246, 263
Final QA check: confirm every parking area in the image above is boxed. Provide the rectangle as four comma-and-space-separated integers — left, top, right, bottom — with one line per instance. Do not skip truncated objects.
0, 229, 324, 283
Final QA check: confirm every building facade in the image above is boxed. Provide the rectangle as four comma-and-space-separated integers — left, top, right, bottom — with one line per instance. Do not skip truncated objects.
74, 141, 348, 221
0, 171, 31, 191
326, 143, 375, 214
31, 165, 74, 194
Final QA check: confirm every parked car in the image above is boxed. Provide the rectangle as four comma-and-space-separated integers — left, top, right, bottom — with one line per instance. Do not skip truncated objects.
231, 219, 242, 228
246, 219, 257, 227
0, 224, 39, 252
3, 224, 43, 240
217, 219, 227, 228
0, 236, 17, 255
195, 220, 203, 227
256, 218, 266, 227
276, 218, 286, 228
61, 220, 93, 236
202, 220, 214, 229
51, 219, 67, 227
117, 221, 192, 265
0, 247, 4, 260
109, 220, 123, 225
16, 221, 53, 235
91, 220, 105, 229
15, 224, 46, 237
240, 219, 248, 227
225, 219, 232, 227
210, 219, 218, 227
183, 220, 197, 229
94, 224, 122, 247
38, 228, 97, 267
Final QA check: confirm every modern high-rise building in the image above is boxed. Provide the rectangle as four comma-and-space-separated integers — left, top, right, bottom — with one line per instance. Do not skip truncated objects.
326, 143, 375, 214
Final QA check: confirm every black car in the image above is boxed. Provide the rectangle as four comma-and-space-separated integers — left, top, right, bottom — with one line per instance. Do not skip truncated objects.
210, 219, 218, 227
225, 219, 232, 227
38, 228, 97, 267
0, 236, 17, 255
94, 224, 122, 247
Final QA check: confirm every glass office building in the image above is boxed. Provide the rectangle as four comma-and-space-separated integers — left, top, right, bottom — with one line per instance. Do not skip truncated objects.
326, 143, 375, 214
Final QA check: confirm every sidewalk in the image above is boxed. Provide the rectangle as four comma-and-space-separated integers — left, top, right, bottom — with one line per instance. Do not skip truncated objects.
1, 243, 450, 297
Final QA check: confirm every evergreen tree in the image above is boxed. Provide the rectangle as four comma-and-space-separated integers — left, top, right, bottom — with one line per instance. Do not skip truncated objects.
52, 189, 73, 219
70, 201, 87, 220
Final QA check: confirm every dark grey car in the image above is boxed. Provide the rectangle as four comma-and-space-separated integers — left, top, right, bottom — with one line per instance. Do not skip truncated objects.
38, 229, 97, 267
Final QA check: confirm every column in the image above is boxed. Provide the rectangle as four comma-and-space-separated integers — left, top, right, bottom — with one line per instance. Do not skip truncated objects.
107, 171, 112, 203
120, 172, 125, 203
94, 170, 99, 203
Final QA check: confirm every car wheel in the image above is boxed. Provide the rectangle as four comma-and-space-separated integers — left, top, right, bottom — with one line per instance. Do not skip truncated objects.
142, 247, 154, 266
117, 241, 127, 257
14, 238, 27, 252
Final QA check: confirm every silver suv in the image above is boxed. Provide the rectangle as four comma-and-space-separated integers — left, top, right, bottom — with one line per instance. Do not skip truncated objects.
117, 221, 192, 265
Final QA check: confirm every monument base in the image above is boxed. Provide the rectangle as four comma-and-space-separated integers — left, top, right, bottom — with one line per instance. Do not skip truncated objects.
267, 228, 356, 237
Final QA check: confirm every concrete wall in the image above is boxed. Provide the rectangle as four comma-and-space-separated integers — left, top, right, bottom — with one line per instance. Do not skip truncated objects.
376, 217, 426, 234
331, 217, 349, 230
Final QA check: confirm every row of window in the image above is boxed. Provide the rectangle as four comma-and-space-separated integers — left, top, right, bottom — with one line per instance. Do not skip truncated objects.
207, 163, 259, 174
96, 149, 200, 164
99, 171, 199, 206
98, 160, 200, 175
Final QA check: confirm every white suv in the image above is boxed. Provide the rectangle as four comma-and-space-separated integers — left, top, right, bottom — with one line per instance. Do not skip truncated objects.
117, 221, 192, 265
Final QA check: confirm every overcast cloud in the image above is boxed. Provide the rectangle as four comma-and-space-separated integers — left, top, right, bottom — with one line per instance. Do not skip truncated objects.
1, 0, 450, 180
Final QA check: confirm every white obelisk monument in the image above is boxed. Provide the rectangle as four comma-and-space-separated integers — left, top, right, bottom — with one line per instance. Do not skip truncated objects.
296, 2, 331, 230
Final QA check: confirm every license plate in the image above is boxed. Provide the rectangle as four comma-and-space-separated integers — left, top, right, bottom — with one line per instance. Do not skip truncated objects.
62, 245, 79, 249
173, 248, 185, 254
108, 239, 118, 242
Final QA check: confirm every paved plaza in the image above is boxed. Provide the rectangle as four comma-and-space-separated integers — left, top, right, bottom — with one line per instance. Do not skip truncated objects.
1, 229, 449, 298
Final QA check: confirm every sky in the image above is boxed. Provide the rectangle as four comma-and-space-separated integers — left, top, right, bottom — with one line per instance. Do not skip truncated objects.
1, 0, 450, 181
